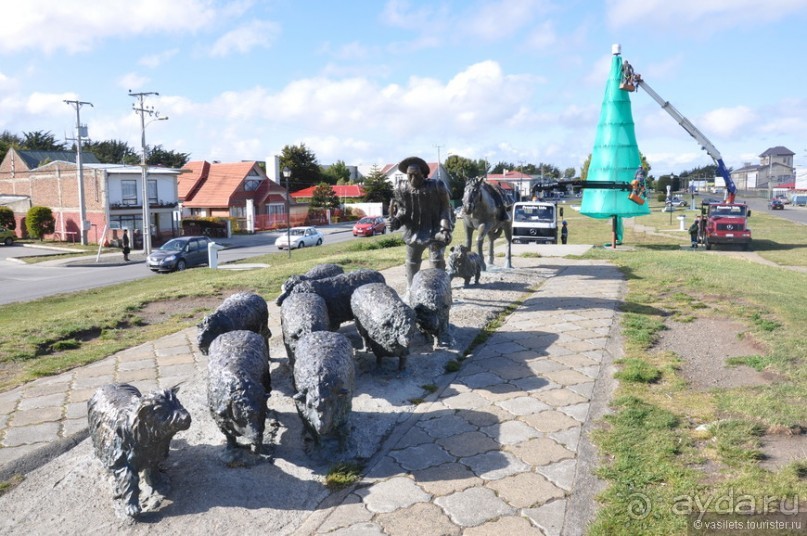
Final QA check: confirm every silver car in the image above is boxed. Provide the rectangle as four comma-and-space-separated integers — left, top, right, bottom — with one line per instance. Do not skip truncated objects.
275, 227, 324, 250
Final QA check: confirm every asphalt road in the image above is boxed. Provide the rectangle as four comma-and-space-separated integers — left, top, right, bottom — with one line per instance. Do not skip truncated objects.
0, 224, 361, 306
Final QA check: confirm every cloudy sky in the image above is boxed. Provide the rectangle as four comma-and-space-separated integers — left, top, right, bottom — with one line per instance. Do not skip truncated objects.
1, 0, 805, 175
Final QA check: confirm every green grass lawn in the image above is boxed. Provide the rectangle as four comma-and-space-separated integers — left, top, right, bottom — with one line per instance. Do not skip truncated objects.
2, 203, 806, 535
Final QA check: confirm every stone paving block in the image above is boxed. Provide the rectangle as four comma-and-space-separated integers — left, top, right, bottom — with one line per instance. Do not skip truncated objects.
558, 402, 590, 422
523, 498, 567, 536
17, 392, 66, 411
0, 391, 21, 414
437, 431, 499, 458
412, 462, 483, 496
395, 425, 433, 449
510, 376, 553, 392
68, 387, 98, 404
486, 471, 565, 508
116, 368, 158, 383
324, 521, 385, 535
418, 414, 476, 439
64, 402, 86, 420
117, 347, 154, 361
455, 405, 514, 427
11, 406, 63, 426
363, 456, 405, 482
61, 417, 87, 437
2, 422, 61, 447
461, 451, 531, 481
355, 476, 431, 513
525, 359, 567, 376
70, 363, 114, 380
542, 369, 592, 386
317, 493, 374, 533
476, 382, 523, 402
72, 375, 114, 390
463, 515, 544, 535
536, 459, 577, 491
497, 396, 551, 416
506, 437, 574, 467
533, 388, 587, 408
549, 427, 582, 451
155, 345, 193, 357
157, 363, 197, 378
156, 353, 196, 366
484, 419, 542, 446
434, 487, 515, 527
0, 444, 35, 465
568, 381, 595, 398
563, 328, 601, 340
375, 501, 460, 536
521, 410, 580, 434
21, 379, 71, 398
549, 354, 598, 368
478, 359, 534, 380
458, 372, 504, 389
439, 391, 491, 410
390, 443, 453, 471
577, 365, 601, 379
117, 358, 155, 372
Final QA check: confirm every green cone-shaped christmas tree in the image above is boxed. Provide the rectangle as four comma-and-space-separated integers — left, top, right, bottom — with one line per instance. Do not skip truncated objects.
580, 45, 651, 221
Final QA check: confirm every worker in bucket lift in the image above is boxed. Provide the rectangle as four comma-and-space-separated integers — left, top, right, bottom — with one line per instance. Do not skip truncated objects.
628, 166, 647, 205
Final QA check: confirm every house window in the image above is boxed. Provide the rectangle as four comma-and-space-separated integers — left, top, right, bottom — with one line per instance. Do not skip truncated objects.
121, 180, 137, 205
244, 179, 261, 191
148, 180, 158, 204
230, 206, 245, 218
266, 204, 285, 216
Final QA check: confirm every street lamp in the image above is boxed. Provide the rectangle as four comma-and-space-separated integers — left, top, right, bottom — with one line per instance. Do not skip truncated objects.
283, 166, 292, 259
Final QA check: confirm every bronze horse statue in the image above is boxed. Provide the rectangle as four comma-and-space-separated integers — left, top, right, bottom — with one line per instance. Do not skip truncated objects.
461, 177, 512, 269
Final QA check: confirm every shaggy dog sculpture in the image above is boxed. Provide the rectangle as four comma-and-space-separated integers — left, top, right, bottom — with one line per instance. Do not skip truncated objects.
446, 244, 485, 286
87, 383, 191, 518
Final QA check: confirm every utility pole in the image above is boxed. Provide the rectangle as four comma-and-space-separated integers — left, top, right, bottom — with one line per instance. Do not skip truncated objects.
128, 90, 164, 255
64, 99, 93, 245
435, 145, 443, 184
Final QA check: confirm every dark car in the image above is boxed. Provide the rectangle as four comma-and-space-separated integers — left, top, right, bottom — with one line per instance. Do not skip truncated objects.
768, 199, 785, 210
147, 236, 211, 272
352, 217, 386, 237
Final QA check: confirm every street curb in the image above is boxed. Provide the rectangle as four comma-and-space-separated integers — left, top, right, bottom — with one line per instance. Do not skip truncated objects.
0, 429, 89, 483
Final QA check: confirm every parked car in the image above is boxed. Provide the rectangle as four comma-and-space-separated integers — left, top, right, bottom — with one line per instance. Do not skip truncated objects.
352, 217, 387, 237
0, 227, 15, 246
147, 236, 211, 273
275, 226, 324, 250
774, 194, 789, 204
768, 199, 785, 210
670, 196, 688, 207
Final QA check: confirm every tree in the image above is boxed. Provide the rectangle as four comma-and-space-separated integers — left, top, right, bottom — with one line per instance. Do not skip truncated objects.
279, 143, 322, 191
22, 131, 66, 151
321, 160, 351, 185
580, 154, 591, 181
444, 155, 489, 201
0, 206, 15, 230
0, 130, 22, 163
310, 183, 340, 210
25, 206, 55, 240
361, 165, 394, 207
147, 145, 190, 168
563, 167, 576, 179
81, 139, 139, 165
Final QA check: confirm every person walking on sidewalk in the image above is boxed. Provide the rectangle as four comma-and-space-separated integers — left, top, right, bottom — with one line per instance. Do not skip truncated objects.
561, 220, 568, 244
122, 229, 130, 261
688, 216, 700, 248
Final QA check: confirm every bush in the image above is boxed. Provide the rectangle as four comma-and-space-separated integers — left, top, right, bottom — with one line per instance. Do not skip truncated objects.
0, 206, 15, 230
25, 206, 55, 239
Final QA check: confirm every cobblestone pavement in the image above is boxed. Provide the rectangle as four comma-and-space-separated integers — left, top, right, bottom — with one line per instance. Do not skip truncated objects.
0, 251, 624, 535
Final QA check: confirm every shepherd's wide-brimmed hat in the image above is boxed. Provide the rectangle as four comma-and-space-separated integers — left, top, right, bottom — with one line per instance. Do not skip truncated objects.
398, 156, 430, 176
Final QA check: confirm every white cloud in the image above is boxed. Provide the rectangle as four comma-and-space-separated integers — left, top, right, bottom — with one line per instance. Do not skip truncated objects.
606, 0, 807, 32
118, 73, 150, 92
210, 19, 281, 57
524, 20, 558, 51
700, 106, 757, 137
0, 0, 220, 54
139, 49, 179, 68
462, 0, 552, 41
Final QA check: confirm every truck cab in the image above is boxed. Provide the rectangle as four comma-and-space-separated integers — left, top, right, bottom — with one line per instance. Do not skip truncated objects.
511, 201, 561, 244
700, 202, 752, 250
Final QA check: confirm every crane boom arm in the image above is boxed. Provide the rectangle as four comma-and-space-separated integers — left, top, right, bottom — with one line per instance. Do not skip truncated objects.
622, 64, 736, 202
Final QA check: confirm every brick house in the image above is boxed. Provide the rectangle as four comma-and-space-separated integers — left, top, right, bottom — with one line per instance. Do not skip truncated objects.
179, 160, 296, 231
0, 148, 181, 245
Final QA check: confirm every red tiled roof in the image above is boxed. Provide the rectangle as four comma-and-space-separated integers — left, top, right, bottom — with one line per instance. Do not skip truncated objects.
488, 171, 532, 179
487, 180, 516, 190
178, 160, 209, 200
291, 184, 365, 199
182, 161, 262, 208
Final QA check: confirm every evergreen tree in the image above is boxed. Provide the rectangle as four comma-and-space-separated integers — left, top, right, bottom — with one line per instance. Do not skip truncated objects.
361, 165, 393, 207
279, 143, 322, 191
310, 183, 340, 210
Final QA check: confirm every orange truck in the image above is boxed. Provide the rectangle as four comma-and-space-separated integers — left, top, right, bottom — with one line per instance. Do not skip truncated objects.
699, 202, 752, 250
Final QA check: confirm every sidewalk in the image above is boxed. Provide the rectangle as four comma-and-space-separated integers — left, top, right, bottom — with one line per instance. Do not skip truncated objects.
0, 250, 624, 535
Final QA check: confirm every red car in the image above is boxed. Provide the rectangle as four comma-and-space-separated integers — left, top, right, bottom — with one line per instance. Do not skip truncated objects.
352, 217, 387, 237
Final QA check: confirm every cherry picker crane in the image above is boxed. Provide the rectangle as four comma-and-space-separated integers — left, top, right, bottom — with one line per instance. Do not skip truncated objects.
619, 61, 737, 203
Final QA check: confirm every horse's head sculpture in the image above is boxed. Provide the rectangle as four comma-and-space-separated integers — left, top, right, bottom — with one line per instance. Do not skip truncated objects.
462, 176, 485, 215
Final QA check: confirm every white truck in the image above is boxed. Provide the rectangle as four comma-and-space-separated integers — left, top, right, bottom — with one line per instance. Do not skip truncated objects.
511, 201, 562, 244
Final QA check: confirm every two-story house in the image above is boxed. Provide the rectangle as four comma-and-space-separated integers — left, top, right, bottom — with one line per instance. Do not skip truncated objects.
0, 148, 180, 245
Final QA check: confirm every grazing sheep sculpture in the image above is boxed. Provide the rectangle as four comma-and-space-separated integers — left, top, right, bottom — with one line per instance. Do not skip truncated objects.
197, 292, 271, 355
280, 292, 330, 368
87, 383, 191, 518
350, 283, 417, 370
293, 331, 355, 443
207, 330, 272, 463
446, 244, 485, 286
275, 263, 345, 305
276, 269, 386, 330
409, 268, 453, 349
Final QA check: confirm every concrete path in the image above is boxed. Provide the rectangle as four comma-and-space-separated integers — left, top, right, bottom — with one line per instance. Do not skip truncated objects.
0, 249, 624, 535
